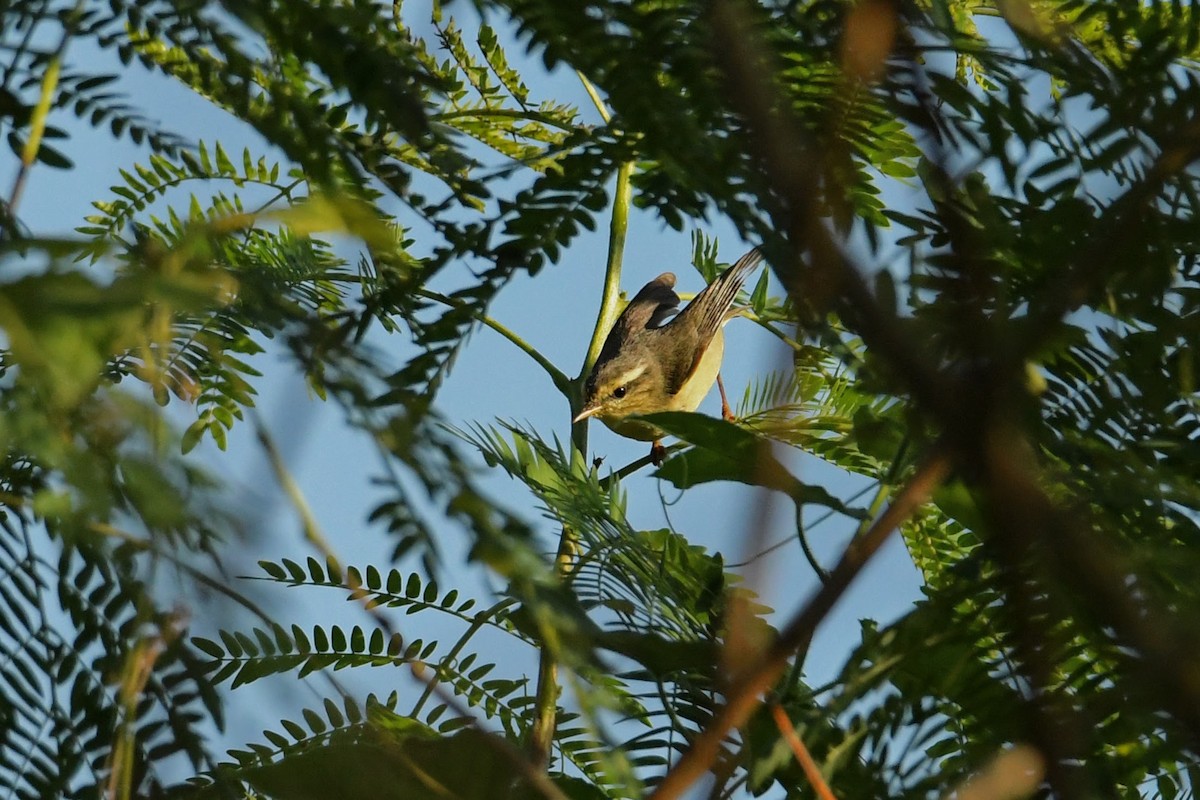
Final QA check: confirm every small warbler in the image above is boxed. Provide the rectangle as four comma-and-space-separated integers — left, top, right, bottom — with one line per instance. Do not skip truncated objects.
574, 248, 764, 463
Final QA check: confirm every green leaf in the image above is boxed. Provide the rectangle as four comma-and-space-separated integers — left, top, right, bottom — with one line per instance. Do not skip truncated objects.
750, 268, 770, 314
648, 412, 863, 516
243, 726, 545, 800
34, 141, 73, 169
594, 630, 717, 677
191, 637, 225, 659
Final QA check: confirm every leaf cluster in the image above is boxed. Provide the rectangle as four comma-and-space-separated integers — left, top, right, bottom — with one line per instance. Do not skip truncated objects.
4, 0, 1200, 799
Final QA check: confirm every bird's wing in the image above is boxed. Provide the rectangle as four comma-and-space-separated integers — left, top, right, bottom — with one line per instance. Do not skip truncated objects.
661, 249, 763, 395
594, 273, 680, 366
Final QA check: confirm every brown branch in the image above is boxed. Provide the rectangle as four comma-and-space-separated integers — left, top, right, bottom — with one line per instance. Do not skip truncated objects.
770, 704, 838, 800
648, 446, 952, 800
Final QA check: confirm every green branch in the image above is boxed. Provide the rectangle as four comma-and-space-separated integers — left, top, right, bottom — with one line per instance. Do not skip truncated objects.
529, 71, 633, 769
575, 73, 630, 418
416, 288, 571, 396
577, 71, 613, 125
432, 107, 579, 132
577, 160, 633, 396
4, 2, 78, 234
410, 598, 518, 718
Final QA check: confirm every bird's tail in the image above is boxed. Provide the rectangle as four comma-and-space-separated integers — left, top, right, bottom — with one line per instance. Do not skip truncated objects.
685, 247, 764, 335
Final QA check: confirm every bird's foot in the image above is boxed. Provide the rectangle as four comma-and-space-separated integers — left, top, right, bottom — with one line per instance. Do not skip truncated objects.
649, 440, 667, 466
717, 373, 737, 422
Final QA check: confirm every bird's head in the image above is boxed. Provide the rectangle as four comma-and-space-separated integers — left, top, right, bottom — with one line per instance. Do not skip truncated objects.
574, 356, 662, 428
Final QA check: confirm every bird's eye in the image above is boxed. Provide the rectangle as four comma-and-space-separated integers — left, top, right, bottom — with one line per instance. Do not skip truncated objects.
612, 386, 627, 399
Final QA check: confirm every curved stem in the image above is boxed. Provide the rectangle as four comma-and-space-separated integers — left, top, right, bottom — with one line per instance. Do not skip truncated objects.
794, 502, 830, 583
415, 288, 571, 396
577, 160, 633, 399
786, 439, 908, 693
410, 598, 517, 718
4, 1, 78, 235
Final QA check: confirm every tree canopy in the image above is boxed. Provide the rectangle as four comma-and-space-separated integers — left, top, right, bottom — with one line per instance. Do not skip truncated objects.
2, 0, 1200, 798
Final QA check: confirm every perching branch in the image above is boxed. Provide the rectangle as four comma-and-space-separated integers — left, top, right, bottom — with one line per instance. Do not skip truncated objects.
529, 70, 633, 770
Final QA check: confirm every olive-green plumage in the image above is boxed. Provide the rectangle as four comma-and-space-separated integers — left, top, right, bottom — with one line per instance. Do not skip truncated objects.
574, 248, 764, 444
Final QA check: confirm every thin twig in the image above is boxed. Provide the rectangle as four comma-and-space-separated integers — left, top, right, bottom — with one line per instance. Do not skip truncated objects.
597, 441, 688, 489
255, 417, 396, 637
793, 503, 829, 582
409, 598, 516, 718
770, 704, 837, 800
416, 287, 571, 395
728, 480, 878, 568
648, 445, 952, 800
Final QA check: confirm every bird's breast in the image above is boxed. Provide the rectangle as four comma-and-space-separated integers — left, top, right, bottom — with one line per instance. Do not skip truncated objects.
666, 328, 724, 412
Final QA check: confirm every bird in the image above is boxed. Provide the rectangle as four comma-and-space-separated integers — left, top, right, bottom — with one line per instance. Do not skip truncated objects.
573, 248, 764, 464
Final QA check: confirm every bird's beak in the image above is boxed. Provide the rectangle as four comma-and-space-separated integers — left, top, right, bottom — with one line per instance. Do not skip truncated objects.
573, 405, 600, 424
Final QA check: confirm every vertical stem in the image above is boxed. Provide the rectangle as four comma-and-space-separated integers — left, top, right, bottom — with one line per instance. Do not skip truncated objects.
573, 158, 633, 451
573, 70, 631, 440
527, 73, 633, 768
527, 533, 574, 767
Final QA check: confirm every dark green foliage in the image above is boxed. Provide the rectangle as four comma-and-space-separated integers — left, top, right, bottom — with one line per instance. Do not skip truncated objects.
3, 0, 1200, 798
0, 514, 223, 798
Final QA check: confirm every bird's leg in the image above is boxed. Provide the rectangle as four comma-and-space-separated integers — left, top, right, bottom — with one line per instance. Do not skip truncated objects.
717, 374, 736, 422
649, 440, 667, 466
